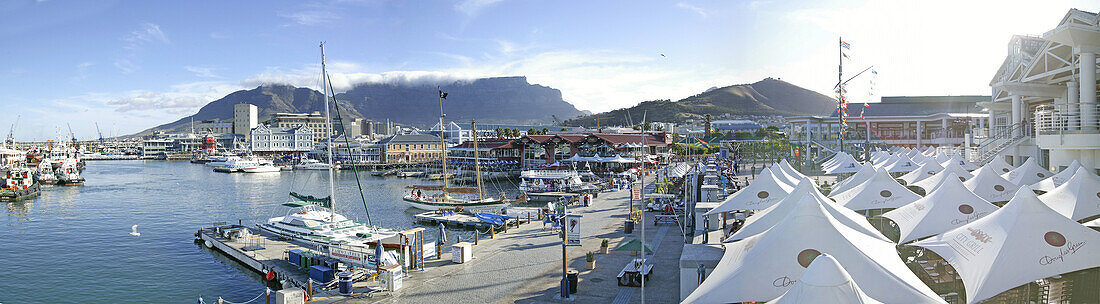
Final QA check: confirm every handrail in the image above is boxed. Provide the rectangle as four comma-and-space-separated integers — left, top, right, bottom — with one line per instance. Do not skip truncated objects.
1034, 102, 1100, 134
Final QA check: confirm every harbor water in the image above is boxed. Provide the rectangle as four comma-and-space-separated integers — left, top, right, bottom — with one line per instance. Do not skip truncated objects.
0, 160, 518, 303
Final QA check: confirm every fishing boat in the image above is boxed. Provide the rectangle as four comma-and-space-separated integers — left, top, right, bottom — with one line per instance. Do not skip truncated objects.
403, 117, 506, 211
0, 168, 39, 200
258, 43, 400, 253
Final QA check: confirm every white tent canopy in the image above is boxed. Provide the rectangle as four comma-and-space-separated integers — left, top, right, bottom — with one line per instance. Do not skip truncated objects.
831, 168, 922, 211
963, 166, 1020, 203
1038, 167, 1100, 221
765, 254, 885, 304
983, 156, 1016, 175
684, 199, 946, 304
1032, 159, 1090, 192
726, 179, 890, 243
939, 154, 979, 171
778, 159, 810, 181
831, 163, 876, 196
934, 151, 953, 164
882, 174, 998, 243
910, 152, 933, 165
824, 155, 863, 175
706, 167, 795, 213
909, 162, 974, 192
899, 161, 944, 185
822, 152, 850, 168
869, 151, 891, 164
913, 186, 1100, 304
1001, 158, 1053, 186
883, 155, 919, 173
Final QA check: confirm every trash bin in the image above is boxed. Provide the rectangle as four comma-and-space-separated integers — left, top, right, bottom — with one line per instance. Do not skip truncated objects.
337, 271, 353, 295
567, 270, 579, 294
624, 220, 635, 233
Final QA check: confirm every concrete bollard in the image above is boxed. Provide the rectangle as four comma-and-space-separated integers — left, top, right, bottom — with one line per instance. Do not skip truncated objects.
491, 227, 495, 239
475, 231, 479, 245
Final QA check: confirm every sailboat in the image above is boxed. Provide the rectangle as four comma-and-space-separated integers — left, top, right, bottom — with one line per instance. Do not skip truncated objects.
403, 115, 507, 211
257, 43, 399, 251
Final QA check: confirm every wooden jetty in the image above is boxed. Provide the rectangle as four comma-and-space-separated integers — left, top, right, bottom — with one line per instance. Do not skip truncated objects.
196, 225, 322, 290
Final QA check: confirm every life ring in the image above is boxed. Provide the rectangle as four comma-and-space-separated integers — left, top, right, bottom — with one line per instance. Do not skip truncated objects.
266, 270, 276, 281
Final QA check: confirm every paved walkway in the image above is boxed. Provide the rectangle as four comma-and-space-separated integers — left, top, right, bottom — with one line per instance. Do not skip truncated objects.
329, 178, 683, 304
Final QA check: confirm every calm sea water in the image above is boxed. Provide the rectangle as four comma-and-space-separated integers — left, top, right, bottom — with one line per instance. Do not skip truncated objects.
0, 160, 517, 303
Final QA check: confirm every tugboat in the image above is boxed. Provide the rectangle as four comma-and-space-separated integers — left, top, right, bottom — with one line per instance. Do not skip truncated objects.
55, 162, 84, 186
34, 161, 57, 185
0, 168, 40, 201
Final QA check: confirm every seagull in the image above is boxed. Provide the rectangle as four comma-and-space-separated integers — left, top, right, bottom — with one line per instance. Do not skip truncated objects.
659, 53, 667, 58
130, 224, 141, 236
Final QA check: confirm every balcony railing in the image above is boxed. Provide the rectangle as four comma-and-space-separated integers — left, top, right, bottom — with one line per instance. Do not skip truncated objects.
1034, 102, 1100, 135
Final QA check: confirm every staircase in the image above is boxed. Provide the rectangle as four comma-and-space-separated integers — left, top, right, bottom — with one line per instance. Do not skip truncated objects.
973, 123, 1031, 165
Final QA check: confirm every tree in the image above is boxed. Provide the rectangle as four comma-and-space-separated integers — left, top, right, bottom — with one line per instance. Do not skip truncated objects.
495, 127, 504, 138
561, 127, 568, 131
655, 125, 664, 132
542, 127, 549, 134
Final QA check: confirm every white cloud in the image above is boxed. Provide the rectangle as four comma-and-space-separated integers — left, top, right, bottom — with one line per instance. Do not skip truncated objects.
73, 62, 95, 80
113, 59, 139, 74
123, 23, 169, 49
677, 2, 708, 18
455, 0, 506, 16
106, 81, 243, 114
279, 9, 339, 26
184, 66, 220, 78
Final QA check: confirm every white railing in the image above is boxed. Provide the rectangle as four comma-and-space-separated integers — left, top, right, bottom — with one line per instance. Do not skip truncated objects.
973, 123, 1031, 164
1034, 102, 1100, 134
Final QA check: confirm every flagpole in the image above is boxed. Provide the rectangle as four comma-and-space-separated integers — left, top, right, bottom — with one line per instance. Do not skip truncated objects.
838, 36, 845, 156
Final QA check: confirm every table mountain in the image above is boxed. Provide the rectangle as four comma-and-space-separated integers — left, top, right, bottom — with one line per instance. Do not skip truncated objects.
137, 76, 584, 135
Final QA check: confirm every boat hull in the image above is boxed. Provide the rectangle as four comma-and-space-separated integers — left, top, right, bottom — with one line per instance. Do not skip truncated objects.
402, 196, 507, 211
0, 184, 40, 201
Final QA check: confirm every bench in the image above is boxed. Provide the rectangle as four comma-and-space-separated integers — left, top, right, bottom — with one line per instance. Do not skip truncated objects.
653, 214, 679, 226
617, 258, 653, 287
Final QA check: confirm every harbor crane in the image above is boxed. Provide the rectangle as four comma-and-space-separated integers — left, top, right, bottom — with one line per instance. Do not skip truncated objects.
5, 115, 19, 148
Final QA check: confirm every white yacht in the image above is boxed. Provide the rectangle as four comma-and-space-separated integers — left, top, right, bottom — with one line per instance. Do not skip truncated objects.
242, 162, 281, 173
213, 156, 269, 173
294, 159, 337, 170
258, 201, 400, 250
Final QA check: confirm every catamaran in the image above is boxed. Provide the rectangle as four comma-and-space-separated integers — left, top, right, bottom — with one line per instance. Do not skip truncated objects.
257, 43, 399, 252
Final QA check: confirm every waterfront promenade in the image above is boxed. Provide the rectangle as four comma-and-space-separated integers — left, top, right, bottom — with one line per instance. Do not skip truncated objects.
332, 179, 682, 303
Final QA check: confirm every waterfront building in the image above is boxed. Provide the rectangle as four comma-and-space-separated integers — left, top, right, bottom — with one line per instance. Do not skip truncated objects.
377, 134, 444, 164
196, 119, 232, 134
233, 103, 258, 137
447, 140, 522, 171
266, 112, 330, 143
516, 133, 671, 167
787, 95, 989, 157
980, 8, 1100, 172
249, 124, 313, 156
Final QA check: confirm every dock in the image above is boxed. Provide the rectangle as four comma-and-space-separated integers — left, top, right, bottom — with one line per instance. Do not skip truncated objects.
196, 225, 320, 290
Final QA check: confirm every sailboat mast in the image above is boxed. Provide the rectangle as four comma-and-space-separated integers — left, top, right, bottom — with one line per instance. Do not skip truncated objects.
472, 120, 483, 200
321, 42, 337, 221
438, 86, 449, 189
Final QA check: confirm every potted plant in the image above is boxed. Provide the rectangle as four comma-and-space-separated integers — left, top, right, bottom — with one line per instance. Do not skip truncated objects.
600, 239, 610, 254
585, 251, 596, 269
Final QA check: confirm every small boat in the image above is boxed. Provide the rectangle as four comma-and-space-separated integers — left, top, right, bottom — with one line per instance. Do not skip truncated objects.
403, 188, 508, 211
397, 171, 424, 177
0, 168, 40, 201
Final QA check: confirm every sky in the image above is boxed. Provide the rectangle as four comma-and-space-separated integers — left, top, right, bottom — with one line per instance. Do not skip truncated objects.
0, 0, 1094, 140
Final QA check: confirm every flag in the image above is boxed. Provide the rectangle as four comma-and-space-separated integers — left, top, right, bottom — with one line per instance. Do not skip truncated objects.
439, 89, 448, 99
840, 40, 851, 49
860, 108, 866, 119
842, 51, 850, 59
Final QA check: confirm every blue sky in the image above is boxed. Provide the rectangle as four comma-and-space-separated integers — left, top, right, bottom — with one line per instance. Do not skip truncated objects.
0, 0, 1092, 140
